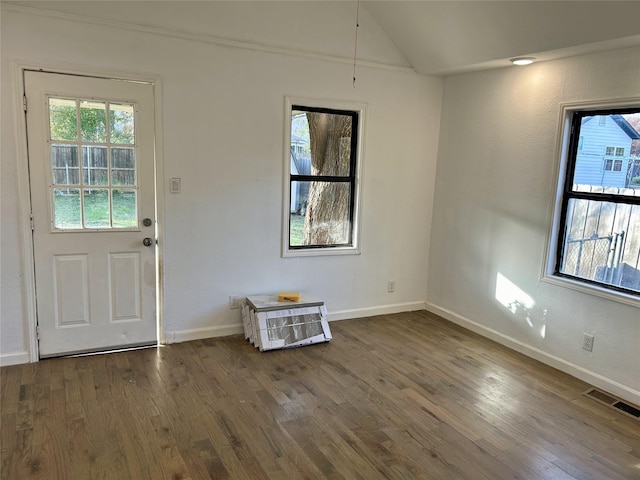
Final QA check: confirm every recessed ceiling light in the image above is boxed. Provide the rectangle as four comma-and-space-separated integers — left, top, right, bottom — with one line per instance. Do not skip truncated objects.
510, 57, 535, 66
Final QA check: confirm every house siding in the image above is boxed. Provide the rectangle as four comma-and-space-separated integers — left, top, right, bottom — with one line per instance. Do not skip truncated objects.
574, 116, 634, 188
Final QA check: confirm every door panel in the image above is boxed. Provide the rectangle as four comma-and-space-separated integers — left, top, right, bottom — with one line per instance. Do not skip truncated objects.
25, 71, 157, 357
53, 254, 90, 326
109, 252, 142, 321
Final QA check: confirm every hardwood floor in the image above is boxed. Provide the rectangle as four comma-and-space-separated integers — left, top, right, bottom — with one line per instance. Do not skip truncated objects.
2, 310, 640, 479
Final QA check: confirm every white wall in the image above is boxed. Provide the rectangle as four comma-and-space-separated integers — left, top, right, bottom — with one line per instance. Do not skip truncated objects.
428, 47, 640, 404
0, 6, 441, 362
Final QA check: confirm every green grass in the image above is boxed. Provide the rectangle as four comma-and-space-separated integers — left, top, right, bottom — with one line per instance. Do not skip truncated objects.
54, 190, 137, 228
290, 214, 304, 246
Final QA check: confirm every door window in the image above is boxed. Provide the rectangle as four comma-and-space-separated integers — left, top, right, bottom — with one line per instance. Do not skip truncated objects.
48, 97, 138, 229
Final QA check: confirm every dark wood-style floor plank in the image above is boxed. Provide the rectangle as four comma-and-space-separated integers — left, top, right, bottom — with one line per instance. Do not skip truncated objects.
2, 310, 640, 479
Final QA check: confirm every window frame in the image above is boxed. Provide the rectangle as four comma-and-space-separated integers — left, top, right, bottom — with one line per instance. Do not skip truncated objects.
282, 97, 366, 257
544, 98, 640, 307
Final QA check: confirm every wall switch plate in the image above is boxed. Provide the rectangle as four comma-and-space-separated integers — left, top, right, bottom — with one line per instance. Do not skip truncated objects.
388, 280, 396, 293
170, 177, 181, 194
582, 333, 594, 352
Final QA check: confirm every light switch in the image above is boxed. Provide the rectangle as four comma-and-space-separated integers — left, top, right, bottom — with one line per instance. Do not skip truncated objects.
170, 177, 181, 194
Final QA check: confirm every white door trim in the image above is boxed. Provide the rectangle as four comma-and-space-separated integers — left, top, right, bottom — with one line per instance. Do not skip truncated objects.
12, 62, 165, 361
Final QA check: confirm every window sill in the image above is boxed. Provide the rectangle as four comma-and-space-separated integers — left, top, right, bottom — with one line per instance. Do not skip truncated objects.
282, 245, 361, 258
541, 274, 640, 308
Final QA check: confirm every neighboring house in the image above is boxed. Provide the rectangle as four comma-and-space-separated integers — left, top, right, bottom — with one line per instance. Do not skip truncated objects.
290, 133, 308, 158
290, 133, 311, 213
574, 114, 640, 188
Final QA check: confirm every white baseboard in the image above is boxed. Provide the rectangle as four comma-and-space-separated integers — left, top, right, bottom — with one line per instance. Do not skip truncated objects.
425, 301, 640, 406
0, 351, 30, 367
163, 301, 428, 343
164, 323, 244, 344
328, 301, 427, 322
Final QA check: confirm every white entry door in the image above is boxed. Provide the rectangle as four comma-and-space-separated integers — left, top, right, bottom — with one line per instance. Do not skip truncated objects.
25, 71, 158, 357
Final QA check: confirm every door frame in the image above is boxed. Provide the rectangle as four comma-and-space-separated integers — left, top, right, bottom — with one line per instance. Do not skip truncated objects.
13, 62, 166, 361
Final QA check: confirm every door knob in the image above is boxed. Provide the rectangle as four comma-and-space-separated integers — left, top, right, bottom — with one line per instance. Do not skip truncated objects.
143, 237, 154, 247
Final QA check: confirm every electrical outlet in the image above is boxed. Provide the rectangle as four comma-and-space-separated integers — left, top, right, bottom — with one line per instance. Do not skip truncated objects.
388, 280, 396, 293
229, 296, 240, 310
582, 333, 594, 352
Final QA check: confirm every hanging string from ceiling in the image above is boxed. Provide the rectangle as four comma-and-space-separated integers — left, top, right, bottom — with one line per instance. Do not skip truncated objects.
353, 0, 360, 88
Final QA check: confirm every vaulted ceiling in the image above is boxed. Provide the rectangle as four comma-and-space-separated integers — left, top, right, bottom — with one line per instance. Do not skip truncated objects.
7, 1, 640, 75
366, 1, 640, 74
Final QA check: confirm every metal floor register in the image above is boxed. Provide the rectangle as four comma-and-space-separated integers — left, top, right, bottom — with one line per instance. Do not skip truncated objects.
242, 294, 332, 351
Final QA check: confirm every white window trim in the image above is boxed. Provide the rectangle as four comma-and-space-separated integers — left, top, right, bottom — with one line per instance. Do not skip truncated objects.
542, 97, 640, 308
281, 96, 366, 258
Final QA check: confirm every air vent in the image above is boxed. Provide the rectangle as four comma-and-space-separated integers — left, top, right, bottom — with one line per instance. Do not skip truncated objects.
613, 401, 640, 418
585, 388, 616, 404
584, 388, 640, 420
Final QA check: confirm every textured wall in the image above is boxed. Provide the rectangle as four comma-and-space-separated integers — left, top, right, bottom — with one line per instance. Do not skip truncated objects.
429, 47, 640, 403
0, 5, 441, 362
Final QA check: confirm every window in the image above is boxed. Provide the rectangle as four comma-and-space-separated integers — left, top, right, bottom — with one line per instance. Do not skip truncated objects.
613, 159, 623, 172
605, 146, 625, 157
282, 98, 365, 256
604, 158, 623, 171
551, 104, 640, 299
48, 97, 138, 230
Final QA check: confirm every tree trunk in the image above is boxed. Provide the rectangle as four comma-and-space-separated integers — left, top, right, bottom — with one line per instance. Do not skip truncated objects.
303, 112, 352, 245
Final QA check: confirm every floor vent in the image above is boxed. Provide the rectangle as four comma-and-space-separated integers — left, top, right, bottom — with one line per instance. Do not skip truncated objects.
584, 388, 640, 420
612, 401, 640, 418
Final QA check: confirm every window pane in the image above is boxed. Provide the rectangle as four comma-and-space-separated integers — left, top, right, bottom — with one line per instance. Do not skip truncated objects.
572, 113, 640, 192
53, 188, 81, 229
290, 112, 311, 175
51, 145, 79, 185
613, 160, 623, 172
110, 103, 135, 144
80, 101, 107, 143
290, 181, 351, 246
560, 198, 640, 294
112, 189, 137, 228
112, 147, 136, 186
82, 146, 108, 185
291, 110, 353, 177
49, 98, 77, 141
289, 211, 305, 246
604, 159, 613, 171
83, 189, 110, 228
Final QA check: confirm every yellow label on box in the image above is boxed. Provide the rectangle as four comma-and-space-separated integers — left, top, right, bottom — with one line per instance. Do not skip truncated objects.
278, 292, 301, 302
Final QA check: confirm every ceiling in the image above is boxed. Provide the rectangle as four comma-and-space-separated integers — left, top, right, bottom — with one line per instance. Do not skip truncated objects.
365, 1, 640, 75
6, 1, 640, 76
